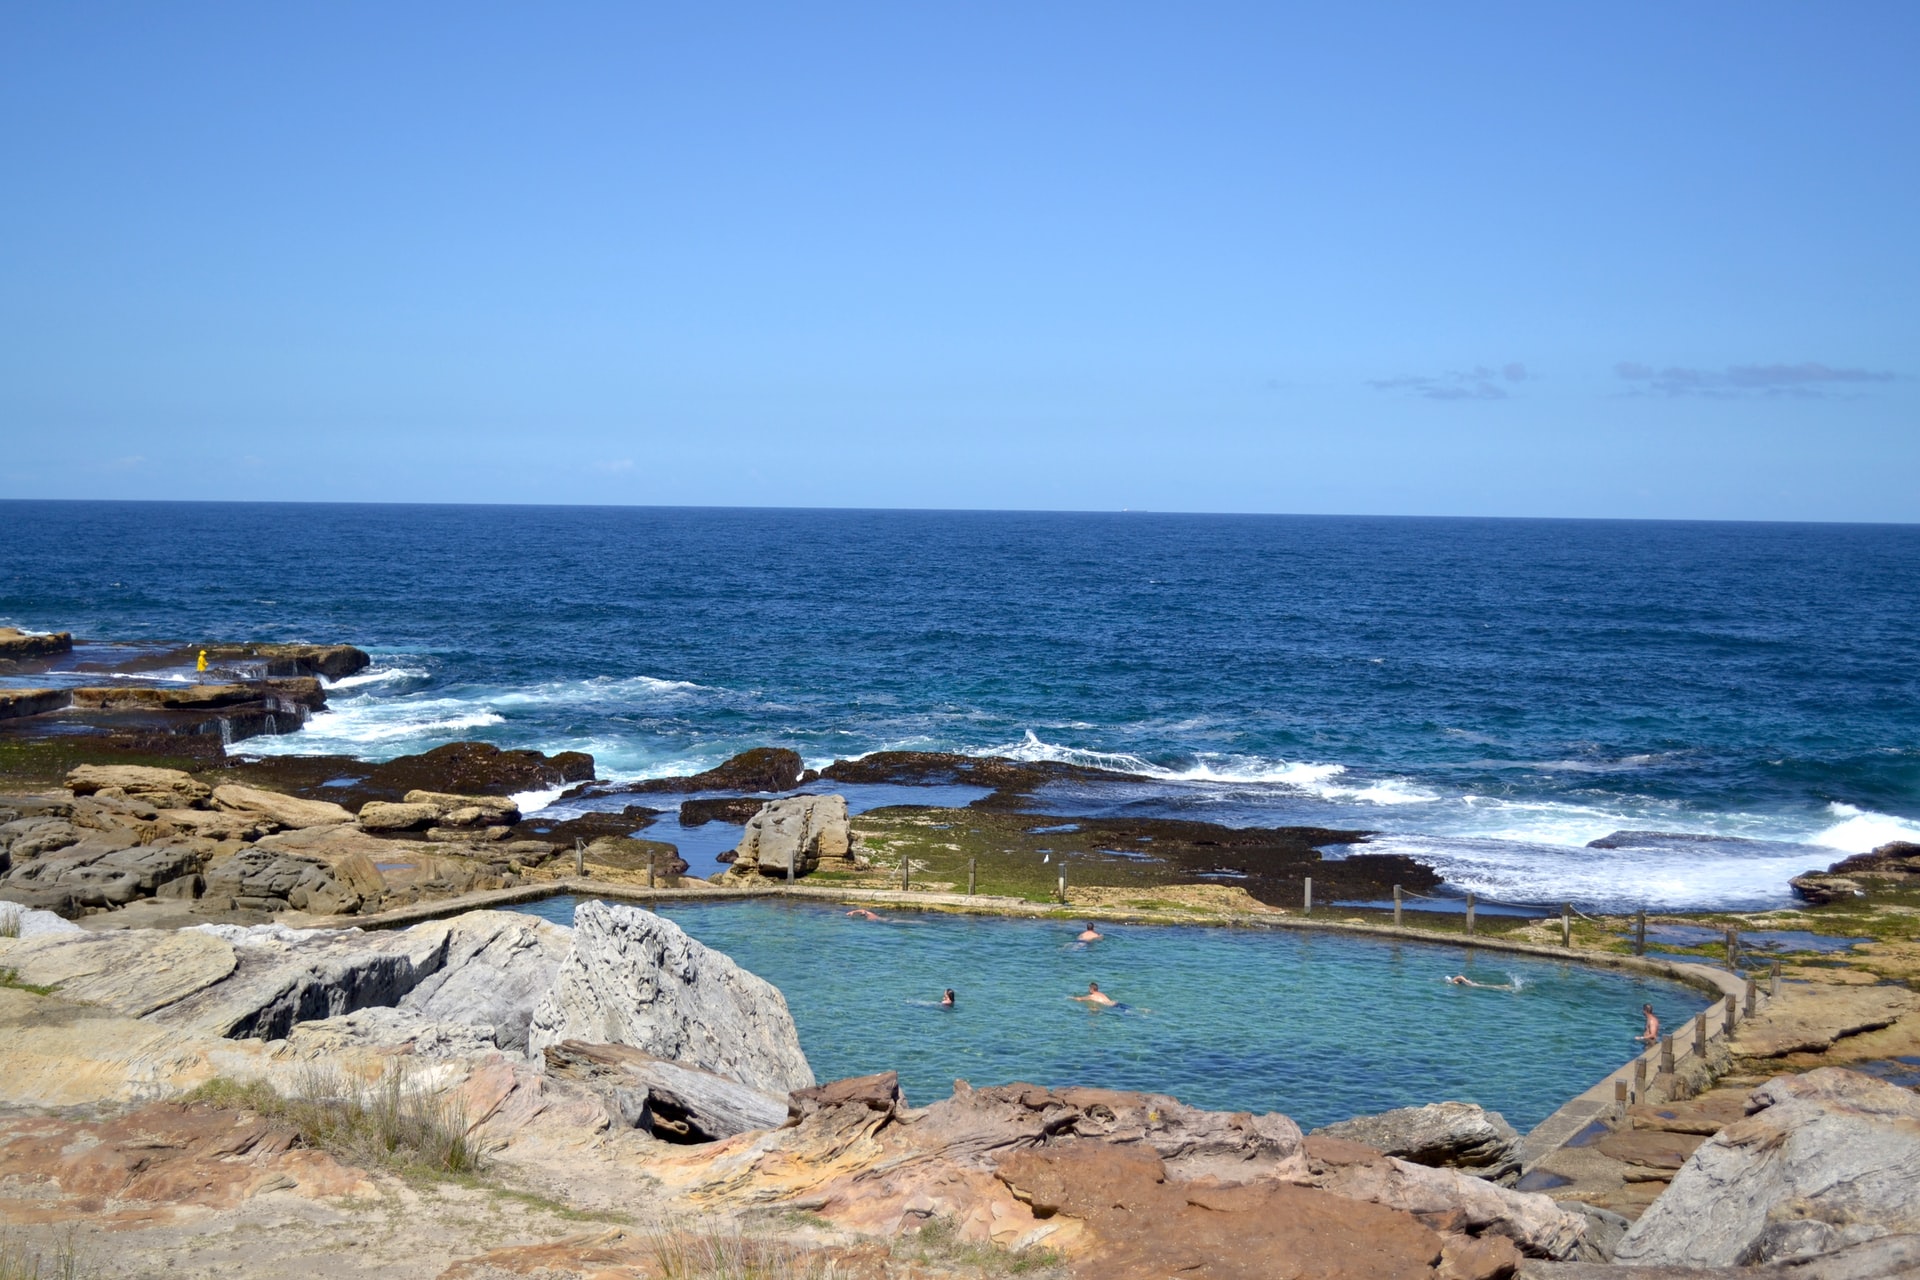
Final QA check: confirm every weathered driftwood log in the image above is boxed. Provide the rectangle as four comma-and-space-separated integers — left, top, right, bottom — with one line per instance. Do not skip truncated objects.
543, 1039, 789, 1143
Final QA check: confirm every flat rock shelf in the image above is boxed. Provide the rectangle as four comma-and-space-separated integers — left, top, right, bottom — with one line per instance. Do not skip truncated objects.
509, 895, 1711, 1131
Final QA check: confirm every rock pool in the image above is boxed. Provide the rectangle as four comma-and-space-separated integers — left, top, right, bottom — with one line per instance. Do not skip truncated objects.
511, 896, 1710, 1131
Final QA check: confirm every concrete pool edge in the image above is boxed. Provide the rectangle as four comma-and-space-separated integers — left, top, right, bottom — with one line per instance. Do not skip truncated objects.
340, 878, 1753, 1164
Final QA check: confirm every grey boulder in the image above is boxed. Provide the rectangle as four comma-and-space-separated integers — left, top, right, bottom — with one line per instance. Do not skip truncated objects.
528, 900, 815, 1094
1614, 1067, 1920, 1268
1312, 1100, 1522, 1181
730, 794, 849, 878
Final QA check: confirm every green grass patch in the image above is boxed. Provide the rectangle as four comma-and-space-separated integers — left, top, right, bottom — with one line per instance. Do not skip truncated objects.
0, 968, 56, 997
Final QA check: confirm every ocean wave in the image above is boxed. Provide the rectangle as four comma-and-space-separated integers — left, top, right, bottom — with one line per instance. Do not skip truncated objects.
1352, 832, 1815, 911
1811, 803, 1920, 854
323, 666, 429, 691
981, 731, 1438, 805
492, 674, 724, 708
241, 698, 505, 753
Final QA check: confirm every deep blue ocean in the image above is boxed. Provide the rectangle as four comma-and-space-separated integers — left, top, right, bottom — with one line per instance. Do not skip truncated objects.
4, 501, 1916, 910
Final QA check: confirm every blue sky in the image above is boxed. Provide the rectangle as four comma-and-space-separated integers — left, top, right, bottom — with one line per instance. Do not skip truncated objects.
1, 4, 1914, 519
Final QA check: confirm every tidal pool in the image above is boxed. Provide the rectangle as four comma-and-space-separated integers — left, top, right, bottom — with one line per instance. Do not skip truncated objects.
511, 896, 1710, 1131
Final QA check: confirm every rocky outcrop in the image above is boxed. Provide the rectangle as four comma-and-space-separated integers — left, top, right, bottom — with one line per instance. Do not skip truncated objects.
527, 900, 814, 1094
1728, 985, 1918, 1058
201, 846, 369, 915
0, 627, 72, 659
679, 796, 769, 826
544, 1039, 790, 1141
1306, 1135, 1587, 1260
1313, 1101, 1523, 1182
211, 785, 354, 830
1614, 1068, 1920, 1268
1792, 841, 1920, 904
67, 764, 212, 809
1, 833, 210, 912
622, 747, 808, 795
0, 928, 237, 1016
198, 642, 370, 680
359, 791, 518, 832
0, 901, 82, 939
0, 688, 69, 719
152, 911, 571, 1047
727, 794, 850, 878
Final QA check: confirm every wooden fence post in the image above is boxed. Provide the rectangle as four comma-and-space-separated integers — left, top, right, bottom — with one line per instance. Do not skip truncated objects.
1633, 1057, 1647, 1100
1465, 892, 1476, 936
1724, 993, 1737, 1037
1303, 876, 1313, 916
1392, 884, 1403, 927
575, 837, 584, 877
1694, 1012, 1708, 1058
1635, 909, 1647, 956
1614, 1078, 1628, 1119
1724, 926, 1738, 972
1770, 959, 1780, 997
968, 859, 976, 896
1660, 1033, 1675, 1077
1058, 870, 1067, 904
1744, 977, 1757, 1019
1562, 904, 1572, 948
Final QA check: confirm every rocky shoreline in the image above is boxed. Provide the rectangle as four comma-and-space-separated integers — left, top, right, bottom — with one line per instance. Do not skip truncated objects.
5, 632, 1920, 1278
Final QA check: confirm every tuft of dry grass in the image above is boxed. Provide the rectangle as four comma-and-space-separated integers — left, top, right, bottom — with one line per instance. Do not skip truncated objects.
646, 1223, 840, 1280
187, 1061, 482, 1179
0, 1227, 87, 1280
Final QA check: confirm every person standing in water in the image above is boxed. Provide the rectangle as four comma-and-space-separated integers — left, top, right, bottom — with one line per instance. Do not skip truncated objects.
1077, 922, 1102, 942
1635, 1003, 1660, 1045
1072, 980, 1115, 1007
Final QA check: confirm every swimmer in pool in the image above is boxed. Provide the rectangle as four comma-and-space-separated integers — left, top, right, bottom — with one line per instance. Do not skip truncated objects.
846, 908, 882, 921
1446, 974, 1516, 990
941, 988, 956, 1008
1077, 922, 1103, 942
1635, 1002, 1660, 1045
1072, 980, 1116, 1007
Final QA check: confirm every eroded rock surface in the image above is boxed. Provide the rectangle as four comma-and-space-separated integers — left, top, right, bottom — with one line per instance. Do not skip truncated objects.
728, 793, 851, 877
1314, 1101, 1522, 1182
1614, 1067, 1920, 1268
528, 900, 814, 1093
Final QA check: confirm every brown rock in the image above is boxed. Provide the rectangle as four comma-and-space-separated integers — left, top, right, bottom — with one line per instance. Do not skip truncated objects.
996, 1141, 1444, 1280
788, 1070, 906, 1120
0, 688, 70, 719
358, 800, 440, 832
0, 627, 72, 659
622, 747, 806, 795
198, 642, 370, 679
1440, 1231, 1522, 1280
1594, 1128, 1705, 1171
211, 784, 354, 830
67, 764, 212, 810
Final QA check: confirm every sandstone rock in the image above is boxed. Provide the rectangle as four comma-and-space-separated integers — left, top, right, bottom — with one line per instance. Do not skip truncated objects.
357, 800, 440, 832
1440, 1230, 1522, 1280
1, 834, 208, 912
1314, 1101, 1523, 1181
282, 1006, 501, 1058
403, 791, 520, 825
544, 1039, 790, 1141
0, 627, 72, 658
0, 815, 82, 860
157, 808, 274, 841
527, 900, 814, 1093
1790, 873, 1865, 904
0, 688, 69, 719
198, 642, 370, 679
1731, 986, 1919, 1058
789, 1070, 906, 1120
202, 848, 363, 915
1614, 1068, 1920, 1268
150, 911, 568, 1051
1306, 1134, 1587, 1259
67, 764, 212, 810
0, 901, 82, 938
0, 928, 236, 1017
210, 785, 354, 830
729, 794, 850, 878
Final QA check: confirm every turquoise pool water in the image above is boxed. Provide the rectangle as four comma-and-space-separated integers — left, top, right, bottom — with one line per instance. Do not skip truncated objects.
511, 896, 1711, 1131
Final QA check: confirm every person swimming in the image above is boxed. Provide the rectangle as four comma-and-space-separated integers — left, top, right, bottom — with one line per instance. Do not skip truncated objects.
940, 988, 956, 1008
846, 908, 882, 921
1077, 922, 1103, 942
1071, 980, 1116, 1007
1446, 974, 1516, 990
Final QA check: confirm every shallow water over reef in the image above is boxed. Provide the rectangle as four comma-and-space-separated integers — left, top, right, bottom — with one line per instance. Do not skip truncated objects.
511, 896, 1710, 1131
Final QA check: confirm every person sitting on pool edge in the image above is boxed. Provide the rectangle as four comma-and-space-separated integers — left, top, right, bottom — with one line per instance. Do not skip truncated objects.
940, 988, 956, 1008
1072, 980, 1116, 1007
1077, 922, 1102, 942
1635, 1002, 1660, 1045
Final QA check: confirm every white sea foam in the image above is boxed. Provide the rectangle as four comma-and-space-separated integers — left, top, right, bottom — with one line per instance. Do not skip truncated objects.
1811, 803, 1920, 854
510, 785, 568, 815
323, 666, 428, 691
981, 731, 1438, 805
242, 698, 505, 755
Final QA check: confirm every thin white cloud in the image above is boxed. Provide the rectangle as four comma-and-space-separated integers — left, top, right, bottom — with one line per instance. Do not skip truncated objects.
1615, 361, 1894, 398
1368, 363, 1528, 401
